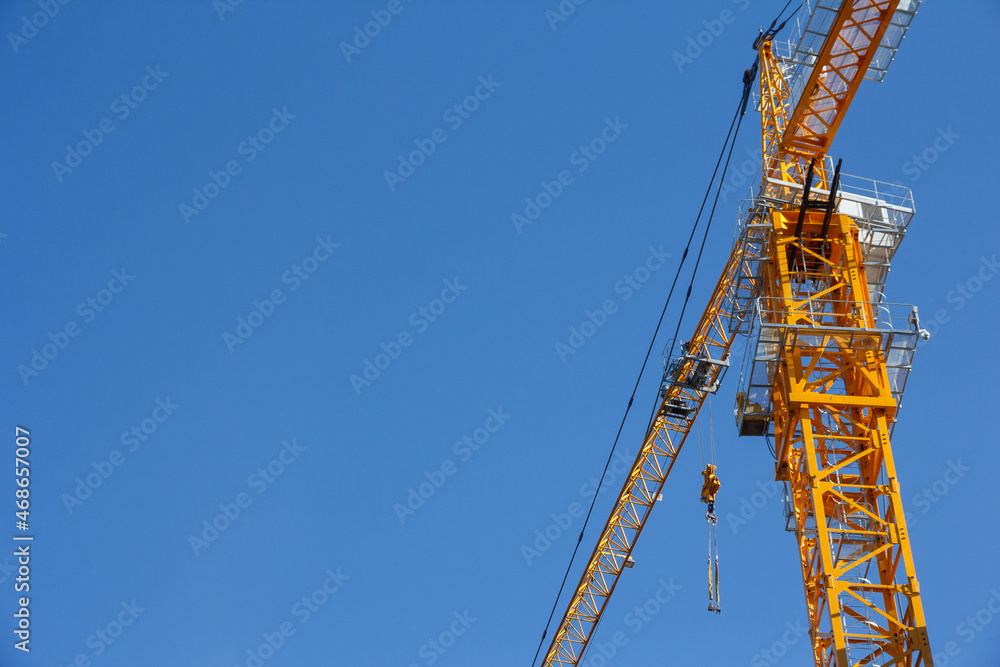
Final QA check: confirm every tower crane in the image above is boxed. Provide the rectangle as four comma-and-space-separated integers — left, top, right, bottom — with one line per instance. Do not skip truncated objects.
537, 1, 932, 665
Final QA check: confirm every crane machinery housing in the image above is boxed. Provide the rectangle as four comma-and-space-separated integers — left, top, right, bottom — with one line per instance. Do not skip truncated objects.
537, 1, 932, 665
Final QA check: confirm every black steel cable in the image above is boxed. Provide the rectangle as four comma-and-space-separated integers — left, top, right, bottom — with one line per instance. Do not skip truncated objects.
663, 64, 756, 371
533, 5, 813, 664
775, 0, 796, 23
530, 69, 757, 667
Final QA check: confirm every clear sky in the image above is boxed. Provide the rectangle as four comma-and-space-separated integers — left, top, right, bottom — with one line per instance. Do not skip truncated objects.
2, 1, 999, 665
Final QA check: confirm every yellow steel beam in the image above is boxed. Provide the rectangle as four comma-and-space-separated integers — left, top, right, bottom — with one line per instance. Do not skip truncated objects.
539, 4, 929, 665
780, 0, 901, 160
765, 209, 932, 666
754, 4, 932, 664
540, 228, 760, 666
760, 1, 901, 194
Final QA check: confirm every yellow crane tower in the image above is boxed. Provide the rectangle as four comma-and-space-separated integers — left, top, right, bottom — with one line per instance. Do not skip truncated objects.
537, 1, 932, 666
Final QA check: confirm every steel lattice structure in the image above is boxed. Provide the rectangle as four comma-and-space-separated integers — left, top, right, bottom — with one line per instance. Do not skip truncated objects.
541, 222, 756, 666
762, 207, 932, 665
540, 2, 932, 665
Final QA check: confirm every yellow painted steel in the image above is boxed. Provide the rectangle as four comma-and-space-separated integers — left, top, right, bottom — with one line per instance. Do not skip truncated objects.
780, 0, 901, 160
760, 0, 902, 187
764, 209, 932, 666
755, 2, 932, 661
540, 237, 756, 666
540, 3, 932, 665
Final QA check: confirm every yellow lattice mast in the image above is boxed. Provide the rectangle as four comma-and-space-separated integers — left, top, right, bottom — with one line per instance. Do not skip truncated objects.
745, 2, 931, 664
539, 2, 931, 665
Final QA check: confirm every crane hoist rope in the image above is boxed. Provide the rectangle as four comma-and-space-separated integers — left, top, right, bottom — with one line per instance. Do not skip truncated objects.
706, 509, 720, 612
537, 2, 932, 665
530, 62, 761, 667
699, 396, 721, 613
536, 64, 758, 667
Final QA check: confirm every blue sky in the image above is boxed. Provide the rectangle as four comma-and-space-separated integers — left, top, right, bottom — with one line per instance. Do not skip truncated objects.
2, 1, 999, 665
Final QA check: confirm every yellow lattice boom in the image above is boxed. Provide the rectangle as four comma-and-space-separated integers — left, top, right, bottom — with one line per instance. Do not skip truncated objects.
540, 2, 931, 665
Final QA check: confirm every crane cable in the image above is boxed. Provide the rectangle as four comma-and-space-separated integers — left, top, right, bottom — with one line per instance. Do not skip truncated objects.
684, 0, 805, 615
558, 5, 803, 660
708, 511, 721, 612
657, 60, 759, 619
661, 59, 756, 374
696, 405, 705, 469
689, 0, 806, 615
696, 399, 720, 613
530, 65, 758, 667
708, 394, 717, 467
664, 60, 755, 616
704, 396, 721, 614
758, 0, 805, 46
696, 400, 721, 613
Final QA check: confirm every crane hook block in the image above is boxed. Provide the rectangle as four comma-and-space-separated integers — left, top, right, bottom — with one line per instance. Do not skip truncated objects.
700, 464, 721, 505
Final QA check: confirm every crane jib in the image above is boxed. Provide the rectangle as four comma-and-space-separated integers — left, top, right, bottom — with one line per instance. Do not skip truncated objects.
539, 2, 932, 666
